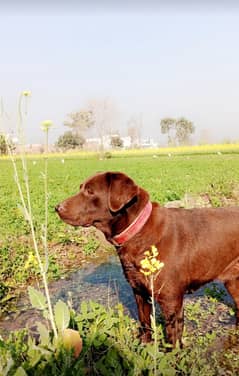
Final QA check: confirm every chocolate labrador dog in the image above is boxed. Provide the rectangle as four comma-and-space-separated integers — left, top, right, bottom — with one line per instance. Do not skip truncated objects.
56, 171, 239, 347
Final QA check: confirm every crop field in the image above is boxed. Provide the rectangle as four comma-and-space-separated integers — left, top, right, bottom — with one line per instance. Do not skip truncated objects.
1, 152, 239, 374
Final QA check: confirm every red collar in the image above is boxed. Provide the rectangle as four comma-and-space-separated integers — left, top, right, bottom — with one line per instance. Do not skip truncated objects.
112, 201, 152, 246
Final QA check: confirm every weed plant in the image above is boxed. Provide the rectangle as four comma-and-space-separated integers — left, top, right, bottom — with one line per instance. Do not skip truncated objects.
1, 301, 239, 375
4, 93, 58, 338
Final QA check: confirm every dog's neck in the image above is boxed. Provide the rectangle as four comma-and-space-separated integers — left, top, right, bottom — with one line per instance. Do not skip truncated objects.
111, 190, 151, 246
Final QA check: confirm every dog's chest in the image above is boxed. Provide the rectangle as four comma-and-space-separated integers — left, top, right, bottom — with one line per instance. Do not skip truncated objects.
118, 254, 145, 289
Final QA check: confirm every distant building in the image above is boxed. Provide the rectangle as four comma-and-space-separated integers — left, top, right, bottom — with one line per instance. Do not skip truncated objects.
85, 135, 157, 150
85, 135, 132, 150
140, 138, 158, 148
15, 144, 44, 154
121, 136, 131, 148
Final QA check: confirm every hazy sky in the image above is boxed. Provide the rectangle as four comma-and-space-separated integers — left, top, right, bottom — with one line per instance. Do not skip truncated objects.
1, 2, 239, 144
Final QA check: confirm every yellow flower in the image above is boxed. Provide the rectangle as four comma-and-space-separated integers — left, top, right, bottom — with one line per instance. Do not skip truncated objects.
151, 245, 158, 257
140, 258, 151, 269
24, 251, 38, 269
22, 90, 31, 97
41, 120, 53, 132
140, 245, 164, 277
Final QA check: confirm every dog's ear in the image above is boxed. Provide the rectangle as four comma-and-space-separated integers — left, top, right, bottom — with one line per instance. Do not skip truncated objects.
107, 172, 139, 212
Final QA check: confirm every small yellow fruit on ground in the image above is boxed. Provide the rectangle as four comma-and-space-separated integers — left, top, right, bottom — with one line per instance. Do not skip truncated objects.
62, 328, 83, 358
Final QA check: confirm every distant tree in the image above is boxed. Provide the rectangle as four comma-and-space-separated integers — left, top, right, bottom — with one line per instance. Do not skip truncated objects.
56, 131, 85, 150
127, 115, 142, 147
160, 118, 176, 145
0, 134, 7, 155
64, 110, 94, 134
110, 135, 123, 148
175, 117, 195, 145
160, 117, 195, 146
86, 98, 118, 153
0, 134, 15, 155
127, 125, 138, 147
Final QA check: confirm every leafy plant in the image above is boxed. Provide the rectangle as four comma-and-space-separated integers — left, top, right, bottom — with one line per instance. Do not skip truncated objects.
0, 282, 9, 300
1, 300, 239, 375
204, 282, 227, 301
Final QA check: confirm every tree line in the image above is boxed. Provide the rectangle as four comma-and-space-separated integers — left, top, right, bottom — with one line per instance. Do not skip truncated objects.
55, 100, 195, 151
160, 117, 195, 146
0, 98, 195, 154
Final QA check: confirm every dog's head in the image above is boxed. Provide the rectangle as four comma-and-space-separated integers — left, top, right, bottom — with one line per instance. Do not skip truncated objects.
56, 171, 148, 239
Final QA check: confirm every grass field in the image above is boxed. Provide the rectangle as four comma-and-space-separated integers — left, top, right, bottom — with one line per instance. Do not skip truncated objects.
1, 152, 239, 238
1, 152, 239, 374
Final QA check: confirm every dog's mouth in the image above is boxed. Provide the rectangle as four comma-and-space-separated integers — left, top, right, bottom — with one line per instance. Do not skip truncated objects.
92, 219, 102, 226
56, 213, 86, 227
59, 216, 100, 228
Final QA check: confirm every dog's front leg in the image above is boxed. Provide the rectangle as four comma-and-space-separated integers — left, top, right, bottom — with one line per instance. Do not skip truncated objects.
159, 296, 184, 348
134, 292, 152, 343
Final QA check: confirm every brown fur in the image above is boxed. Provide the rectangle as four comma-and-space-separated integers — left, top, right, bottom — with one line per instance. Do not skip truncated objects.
56, 171, 239, 347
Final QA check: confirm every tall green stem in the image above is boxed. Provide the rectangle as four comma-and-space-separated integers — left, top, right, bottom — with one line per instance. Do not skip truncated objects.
150, 277, 157, 376
43, 128, 49, 272
6, 93, 57, 338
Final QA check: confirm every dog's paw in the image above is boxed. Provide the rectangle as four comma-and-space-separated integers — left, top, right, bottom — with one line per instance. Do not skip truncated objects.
139, 332, 152, 343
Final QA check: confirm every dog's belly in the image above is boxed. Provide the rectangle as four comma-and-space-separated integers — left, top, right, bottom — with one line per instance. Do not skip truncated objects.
186, 280, 211, 294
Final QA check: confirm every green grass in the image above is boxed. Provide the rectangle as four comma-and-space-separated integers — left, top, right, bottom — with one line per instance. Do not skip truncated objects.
1, 153, 239, 238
